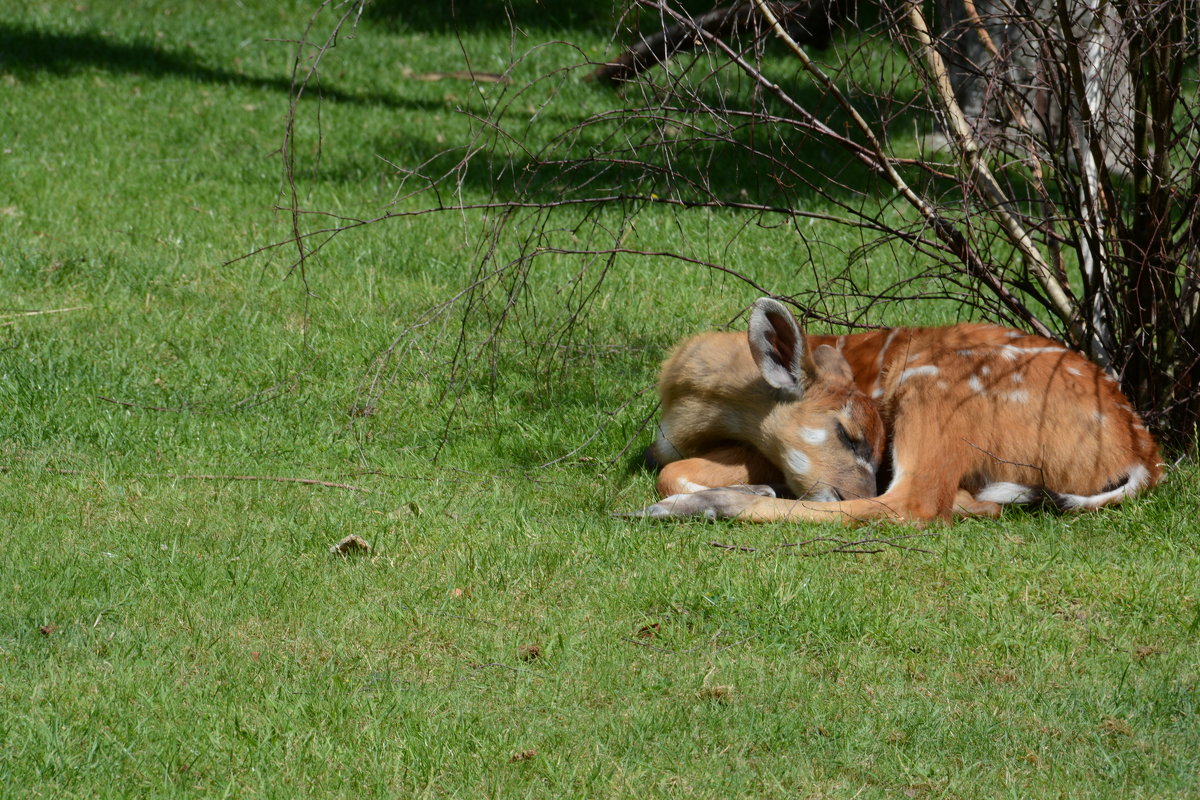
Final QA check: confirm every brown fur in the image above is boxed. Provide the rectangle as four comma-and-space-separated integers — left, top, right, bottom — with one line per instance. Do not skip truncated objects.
642, 300, 1163, 525
649, 298, 885, 503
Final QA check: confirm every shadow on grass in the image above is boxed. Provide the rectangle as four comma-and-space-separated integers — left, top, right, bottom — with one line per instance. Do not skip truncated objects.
306, 64, 914, 213
0, 22, 441, 112
365, 0, 619, 34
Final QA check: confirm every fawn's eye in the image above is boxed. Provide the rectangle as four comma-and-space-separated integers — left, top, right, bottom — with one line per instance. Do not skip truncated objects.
835, 420, 872, 460
835, 421, 857, 447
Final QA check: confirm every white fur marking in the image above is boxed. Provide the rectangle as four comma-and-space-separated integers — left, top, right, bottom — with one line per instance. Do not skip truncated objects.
876, 329, 899, 372
1066, 366, 1083, 377
800, 426, 827, 445
898, 365, 939, 384
1001, 344, 1066, 361
1010, 372, 1024, 383
883, 452, 905, 493
980, 365, 991, 376
976, 482, 1039, 504
855, 456, 875, 474
784, 449, 811, 477
1006, 389, 1030, 404
677, 478, 711, 494
967, 375, 986, 395
1056, 464, 1151, 510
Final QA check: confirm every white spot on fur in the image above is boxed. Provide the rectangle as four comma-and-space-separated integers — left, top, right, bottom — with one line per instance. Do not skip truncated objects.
898, 365, 939, 384
883, 453, 905, 493
871, 387, 884, 399
784, 449, 811, 477
1092, 411, 1106, 423
1056, 464, 1151, 510
1001, 344, 1066, 361
976, 482, 1039, 504
1010, 372, 1024, 383
1004, 331, 1022, 339
1006, 389, 1030, 403
936, 380, 949, 390
967, 375, 986, 395
876, 329, 899, 372
980, 365, 991, 376
800, 426, 827, 445
1066, 366, 1083, 377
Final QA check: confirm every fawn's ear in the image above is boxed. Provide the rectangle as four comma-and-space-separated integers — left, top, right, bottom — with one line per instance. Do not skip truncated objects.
748, 298, 813, 398
810, 343, 854, 383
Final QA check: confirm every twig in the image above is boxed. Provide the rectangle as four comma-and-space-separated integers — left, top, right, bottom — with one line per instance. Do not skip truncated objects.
97, 395, 184, 413
729, 0, 1058, 338
0, 305, 90, 319
709, 530, 938, 556
163, 473, 370, 492
623, 634, 758, 654
8, 465, 369, 493
899, 1, 1080, 338
708, 541, 759, 552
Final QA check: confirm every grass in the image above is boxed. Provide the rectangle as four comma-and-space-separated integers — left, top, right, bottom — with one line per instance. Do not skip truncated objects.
2, 2, 1198, 797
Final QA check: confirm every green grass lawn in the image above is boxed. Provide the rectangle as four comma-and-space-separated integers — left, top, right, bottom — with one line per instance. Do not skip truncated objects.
2, 2, 1198, 797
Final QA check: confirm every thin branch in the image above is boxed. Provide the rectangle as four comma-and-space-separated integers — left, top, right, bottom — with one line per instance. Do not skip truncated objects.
900, 0, 1081, 339
0, 305, 90, 320
10, 466, 370, 493
748, 0, 1058, 337
708, 530, 938, 556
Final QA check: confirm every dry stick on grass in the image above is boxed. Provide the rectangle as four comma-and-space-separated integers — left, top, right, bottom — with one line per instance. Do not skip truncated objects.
97, 395, 185, 413
0, 305, 91, 320
710, 530, 938, 555
18, 466, 370, 493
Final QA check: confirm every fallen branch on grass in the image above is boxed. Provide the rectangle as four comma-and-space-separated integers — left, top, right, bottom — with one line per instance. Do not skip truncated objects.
709, 531, 937, 555
9, 465, 370, 493
0, 305, 91, 323
97, 395, 186, 413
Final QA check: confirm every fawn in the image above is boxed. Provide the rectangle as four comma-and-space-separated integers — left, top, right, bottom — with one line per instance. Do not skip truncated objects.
635, 298, 1162, 524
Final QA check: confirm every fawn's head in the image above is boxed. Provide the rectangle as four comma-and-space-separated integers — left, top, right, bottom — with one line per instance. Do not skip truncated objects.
749, 298, 885, 502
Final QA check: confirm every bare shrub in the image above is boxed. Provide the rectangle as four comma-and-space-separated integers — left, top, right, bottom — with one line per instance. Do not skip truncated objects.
273, 1, 1200, 448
